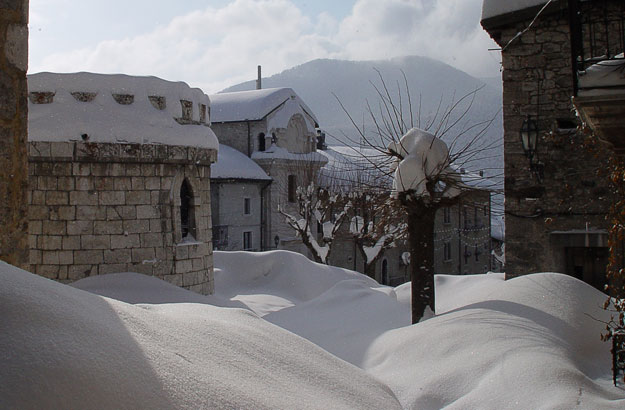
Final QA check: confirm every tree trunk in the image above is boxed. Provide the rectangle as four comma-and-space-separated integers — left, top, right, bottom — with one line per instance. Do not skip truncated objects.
404, 198, 436, 324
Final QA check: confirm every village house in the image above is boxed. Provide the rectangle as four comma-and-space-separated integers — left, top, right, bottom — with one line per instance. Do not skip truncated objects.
210, 143, 272, 251
481, 0, 623, 289
27, 72, 218, 294
209, 87, 327, 254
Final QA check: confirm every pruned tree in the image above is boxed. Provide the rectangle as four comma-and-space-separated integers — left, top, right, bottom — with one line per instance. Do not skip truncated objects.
279, 182, 351, 264
334, 69, 501, 323
348, 190, 406, 278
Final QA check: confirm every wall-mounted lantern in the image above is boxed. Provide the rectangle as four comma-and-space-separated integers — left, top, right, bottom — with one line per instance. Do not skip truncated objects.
520, 116, 544, 183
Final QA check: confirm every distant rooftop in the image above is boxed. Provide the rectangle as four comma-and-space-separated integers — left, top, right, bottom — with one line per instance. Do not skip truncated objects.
210, 88, 318, 131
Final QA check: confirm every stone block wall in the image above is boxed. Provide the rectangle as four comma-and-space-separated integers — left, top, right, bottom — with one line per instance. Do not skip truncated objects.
211, 120, 267, 157
28, 140, 217, 294
483, 2, 616, 277
0, 0, 29, 268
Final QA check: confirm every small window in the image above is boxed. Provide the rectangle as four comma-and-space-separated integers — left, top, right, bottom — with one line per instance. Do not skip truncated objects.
464, 245, 470, 264
443, 207, 451, 224
382, 259, 389, 285
199, 104, 207, 123
244, 198, 251, 215
484, 205, 488, 216
288, 175, 296, 203
180, 179, 195, 239
444, 242, 452, 261
243, 231, 252, 250
258, 133, 266, 152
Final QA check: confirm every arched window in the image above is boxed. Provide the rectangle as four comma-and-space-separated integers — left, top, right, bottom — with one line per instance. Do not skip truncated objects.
258, 133, 266, 152
180, 178, 195, 240
382, 259, 389, 285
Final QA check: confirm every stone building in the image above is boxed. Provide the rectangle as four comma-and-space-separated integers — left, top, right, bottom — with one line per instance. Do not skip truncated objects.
27, 72, 218, 294
211, 143, 272, 251
481, 0, 622, 289
0, 0, 29, 269
210, 88, 327, 253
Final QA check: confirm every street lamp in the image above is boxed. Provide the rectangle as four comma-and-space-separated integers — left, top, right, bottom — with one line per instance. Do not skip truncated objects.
520, 116, 544, 183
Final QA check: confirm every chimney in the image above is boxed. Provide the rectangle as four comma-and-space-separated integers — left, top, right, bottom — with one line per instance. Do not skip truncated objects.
256, 65, 262, 90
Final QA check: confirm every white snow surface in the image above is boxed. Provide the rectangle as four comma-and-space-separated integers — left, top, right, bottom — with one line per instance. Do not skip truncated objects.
210, 88, 318, 133
578, 54, 625, 96
211, 144, 271, 180
1, 260, 400, 410
28, 72, 219, 150
482, 0, 547, 20
388, 128, 461, 198
3, 250, 625, 409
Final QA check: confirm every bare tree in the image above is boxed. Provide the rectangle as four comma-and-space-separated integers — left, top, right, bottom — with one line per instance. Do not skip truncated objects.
334, 70, 501, 323
279, 182, 351, 264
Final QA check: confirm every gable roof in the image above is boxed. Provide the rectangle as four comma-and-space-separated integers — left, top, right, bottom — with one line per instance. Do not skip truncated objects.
210, 88, 318, 127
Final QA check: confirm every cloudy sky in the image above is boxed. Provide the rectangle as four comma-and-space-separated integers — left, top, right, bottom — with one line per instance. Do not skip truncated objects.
29, 0, 501, 94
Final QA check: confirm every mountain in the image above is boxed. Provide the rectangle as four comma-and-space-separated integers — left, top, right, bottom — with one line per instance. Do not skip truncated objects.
221, 56, 503, 181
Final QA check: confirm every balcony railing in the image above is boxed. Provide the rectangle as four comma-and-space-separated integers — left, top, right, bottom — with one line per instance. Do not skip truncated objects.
569, 0, 625, 95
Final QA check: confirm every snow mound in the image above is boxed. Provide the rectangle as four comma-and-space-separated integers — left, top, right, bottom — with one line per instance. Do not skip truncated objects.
213, 250, 379, 316
364, 272, 625, 409
0, 261, 401, 409
266, 279, 410, 366
71, 271, 244, 309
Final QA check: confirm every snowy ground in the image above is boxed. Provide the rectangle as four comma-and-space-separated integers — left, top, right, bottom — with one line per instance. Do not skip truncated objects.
2, 250, 625, 409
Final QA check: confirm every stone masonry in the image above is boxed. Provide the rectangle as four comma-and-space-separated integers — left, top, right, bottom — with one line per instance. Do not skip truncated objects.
482, 1, 617, 279
28, 141, 216, 293
0, 0, 29, 269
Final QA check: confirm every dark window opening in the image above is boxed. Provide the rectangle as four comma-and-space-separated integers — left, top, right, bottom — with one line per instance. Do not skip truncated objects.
443, 207, 451, 224
288, 175, 296, 203
244, 197, 251, 215
243, 231, 252, 250
444, 242, 452, 261
382, 259, 389, 285
258, 133, 266, 152
180, 179, 194, 239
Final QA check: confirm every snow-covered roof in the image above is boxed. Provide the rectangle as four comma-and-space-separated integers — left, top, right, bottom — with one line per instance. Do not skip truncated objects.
211, 144, 271, 181
28, 72, 219, 150
210, 88, 318, 132
481, 0, 548, 21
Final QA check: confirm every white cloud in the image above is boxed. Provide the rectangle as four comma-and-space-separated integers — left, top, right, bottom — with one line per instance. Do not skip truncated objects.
29, 0, 501, 94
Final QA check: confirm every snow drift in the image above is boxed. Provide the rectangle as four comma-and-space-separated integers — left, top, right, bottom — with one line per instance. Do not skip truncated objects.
0, 260, 400, 409
2, 250, 624, 409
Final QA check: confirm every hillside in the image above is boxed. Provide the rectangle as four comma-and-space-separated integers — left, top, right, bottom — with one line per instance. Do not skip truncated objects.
221, 56, 503, 179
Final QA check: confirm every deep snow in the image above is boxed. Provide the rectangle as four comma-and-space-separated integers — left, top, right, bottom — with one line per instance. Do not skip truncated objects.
2, 250, 624, 409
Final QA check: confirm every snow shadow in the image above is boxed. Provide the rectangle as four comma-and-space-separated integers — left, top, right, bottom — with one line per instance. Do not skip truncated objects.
1, 263, 176, 409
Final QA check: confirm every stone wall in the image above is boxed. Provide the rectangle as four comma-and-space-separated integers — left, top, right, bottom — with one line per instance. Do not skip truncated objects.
0, 0, 29, 268
211, 120, 267, 157
28, 140, 217, 294
483, 2, 616, 278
